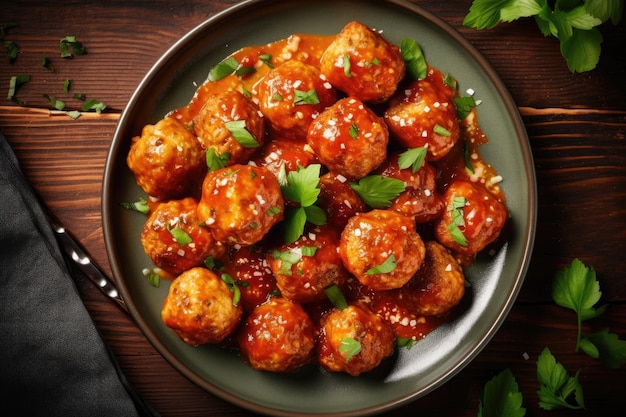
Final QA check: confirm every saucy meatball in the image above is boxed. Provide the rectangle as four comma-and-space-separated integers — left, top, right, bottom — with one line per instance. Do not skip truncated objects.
339, 209, 426, 291
253, 136, 318, 178
320, 21, 405, 104
376, 153, 445, 223
317, 303, 395, 376
141, 197, 226, 276
193, 90, 266, 165
256, 59, 337, 140
306, 97, 388, 180
161, 267, 242, 346
127, 117, 206, 200
435, 180, 507, 256
221, 245, 279, 312
238, 297, 316, 372
197, 164, 284, 246
385, 67, 460, 161
317, 172, 367, 229
403, 241, 465, 316
267, 225, 347, 303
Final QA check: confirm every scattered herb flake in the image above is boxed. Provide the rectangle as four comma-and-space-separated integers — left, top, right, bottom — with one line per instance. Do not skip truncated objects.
42, 52, 54, 71
324, 284, 348, 310
349, 122, 359, 139
169, 227, 192, 246
224, 120, 260, 148
43, 94, 65, 111
208, 56, 239, 81
398, 146, 427, 173
350, 175, 406, 209
400, 38, 427, 80
367, 254, 397, 275
206, 148, 230, 171
259, 53, 274, 68
81, 99, 106, 113
343, 54, 352, 77
339, 337, 362, 361
4, 40, 19, 63
433, 124, 451, 136
120, 198, 150, 214
294, 88, 319, 105
59, 35, 86, 58
454, 96, 476, 120
7, 74, 30, 104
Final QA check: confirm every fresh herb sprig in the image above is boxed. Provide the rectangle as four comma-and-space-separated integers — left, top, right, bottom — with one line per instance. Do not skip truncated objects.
536, 347, 585, 410
478, 368, 526, 417
463, 0, 624, 73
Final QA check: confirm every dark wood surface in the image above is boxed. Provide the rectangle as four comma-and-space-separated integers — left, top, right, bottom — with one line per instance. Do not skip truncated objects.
1, 1, 625, 416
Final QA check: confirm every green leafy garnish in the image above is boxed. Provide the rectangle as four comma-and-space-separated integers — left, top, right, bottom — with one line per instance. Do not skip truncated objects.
279, 164, 327, 243
478, 368, 526, 417
81, 99, 106, 113
552, 258, 606, 351
536, 347, 585, 410
59, 36, 85, 58
4, 40, 19, 63
66, 110, 81, 120
42, 52, 54, 71
272, 248, 303, 275
259, 53, 274, 68
221, 273, 247, 306
63, 79, 71, 93
343, 54, 352, 77
396, 337, 418, 349
7, 74, 30, 105
366, 254, 397, 275
294, 88, 320, 105
207, 56, 240, 81
454, 96, 476, 120
169, 227, 192, 246
224, 120, 260, 148
433, 124, 451, 136
120, 198, 150, 214
463, 0, 623, 73
447, 196, 468, 246
580, 328, 626, 368
0, 22, 18, 37
350, 175, 406, 209
398, 146, 427, 173
147, 271, 160, 287
339, 337, 362, 361
349, 122, 359, 139
42, 94, 65, 111
464, 142, 475, 174
444, 73, 457, 89
206, 148, 230, 171
324, 284, 348, 310
400, 38, 427, 80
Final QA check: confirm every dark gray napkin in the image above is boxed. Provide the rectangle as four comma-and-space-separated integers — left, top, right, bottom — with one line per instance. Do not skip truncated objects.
0, 132, 157, 417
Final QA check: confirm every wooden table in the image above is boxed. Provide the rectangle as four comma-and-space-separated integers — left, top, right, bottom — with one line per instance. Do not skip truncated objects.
1, 1, 625, 415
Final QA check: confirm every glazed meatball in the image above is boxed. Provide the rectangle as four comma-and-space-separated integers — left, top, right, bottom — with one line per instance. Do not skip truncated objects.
403, 241, 465, 316
197, 164, 284, 246
140, 197, 226, 276
256, 59, 338, 140
320, 21, 405, 104
254, 136, 318, 178
435, 180, 507, 256
385, 67, 460, 161
238, 297, 316, 372
161, 267, 242, 346
306, 97, 388, 180
317, 172, 367, 229
267, 225, 347, 303
317, 303, 395, 376
339, 210, 426, 291
127, 117, 206, 200
193, 90, 265, 165
221, 245, 279, 312
375, 153, 445, 223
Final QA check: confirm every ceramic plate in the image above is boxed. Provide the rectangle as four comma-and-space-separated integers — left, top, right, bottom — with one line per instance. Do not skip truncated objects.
103, 0, 536, 415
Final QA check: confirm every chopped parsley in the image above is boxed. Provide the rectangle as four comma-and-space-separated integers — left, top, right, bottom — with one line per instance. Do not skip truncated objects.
342, 54, 352, 77
59, 36, 86, 58
400, 38, 427, 81
433, 124, 452, 136
398, 146, 427, 173
224, 120, 260, 148
294, 88, 319, 105
366, 254, 397, 275
207, 56, 239, 81
7, 74, 30, 105
339, 337, 361, 361
206, 148, 230, 171
259, 53, 274, 68
454, 95, 476, 120
4, 40, 19, 63
43, 94, 65, 111
324, 284, 348, 310
447, 196, 468, 246
350, 175, 406, 209
349, 123, 359, 139
169, 226, 192, 246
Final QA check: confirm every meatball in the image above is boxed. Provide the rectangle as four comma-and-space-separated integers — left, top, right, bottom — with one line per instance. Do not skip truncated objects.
161, 267, 242, 346
339, 209, 426, 291
320, 21, 405, 104
238, 297, 316, 372
267, 225, 347, 303
317, 172, 367, 229
306, 97, 388, 180
317, 303, 395, 376
197, 164, 284, 246
384, 67, 460, 160
375, 153, 445, 223
435, 180, 507, 256
256, 59, 338, 141
221, 245, 279, 312
127, 117, 206, 200
140, 197, 226, 276
253, 135, 318, 178
403, 241, 465, 316
193, 90, 266, 165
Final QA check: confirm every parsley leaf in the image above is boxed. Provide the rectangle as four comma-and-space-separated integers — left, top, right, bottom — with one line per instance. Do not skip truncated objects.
478, 368, 526, 417
224, 120, 260, 148
206, 149, 230, 171
294, 88, 319, 105
552, 258, 607, 351
454, 96, 476, 120
221, 273, 245, 306
349, 175, 406, 209
581, 328, 626, 368
536, 347, 585, 410
398, 147, 427, 173
81, 99, 106, 113
366, 254, 397, 275
259, 53, 274, 68
208, 56, 239, 81
447, 196, 468, 246
339, 337, 361, 361
324, 284, 348, 310
400, 38, 427, 80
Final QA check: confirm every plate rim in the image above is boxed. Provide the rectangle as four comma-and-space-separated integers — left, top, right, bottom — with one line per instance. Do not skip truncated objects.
102, 0, 537, 415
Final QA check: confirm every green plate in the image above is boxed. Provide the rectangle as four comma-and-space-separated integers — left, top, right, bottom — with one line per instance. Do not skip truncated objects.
103, 0, 536, 415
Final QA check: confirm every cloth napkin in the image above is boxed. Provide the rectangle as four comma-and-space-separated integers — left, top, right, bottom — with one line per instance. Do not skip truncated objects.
0, 132, 158, 417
